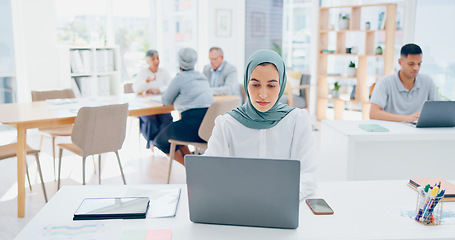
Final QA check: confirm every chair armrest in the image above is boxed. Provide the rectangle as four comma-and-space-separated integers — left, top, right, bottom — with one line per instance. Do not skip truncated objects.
291, 85, 310, 90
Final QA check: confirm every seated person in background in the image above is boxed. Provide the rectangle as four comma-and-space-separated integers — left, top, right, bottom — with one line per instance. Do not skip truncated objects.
132, 49, 173, 149
370, 43, 440, 123
203, 47, 241, 98
204, 49, 316, 200
154, 48, 214, 164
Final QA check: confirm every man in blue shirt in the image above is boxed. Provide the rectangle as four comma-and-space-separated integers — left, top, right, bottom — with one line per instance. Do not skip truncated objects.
203, 47, 240, 98
370, 43, 440, 122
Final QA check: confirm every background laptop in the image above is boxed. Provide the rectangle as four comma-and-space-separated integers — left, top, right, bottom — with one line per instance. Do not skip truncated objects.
415, 101, 455, 128
185, 155, 300, 229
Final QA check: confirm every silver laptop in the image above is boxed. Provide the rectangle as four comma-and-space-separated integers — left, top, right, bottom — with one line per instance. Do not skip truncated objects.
415, 101, 455, 128
185, 155, 300, 229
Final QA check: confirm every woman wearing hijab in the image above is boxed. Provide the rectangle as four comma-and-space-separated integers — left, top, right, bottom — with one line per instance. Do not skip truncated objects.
204, 49, 316, 199
154, 48, 214, 164
133, 49, 173, 149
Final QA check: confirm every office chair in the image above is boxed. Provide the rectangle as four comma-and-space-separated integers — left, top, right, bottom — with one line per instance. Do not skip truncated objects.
57, 103, 129, 189
31, 89, 75, 179
280, 72, 311, 111
167, 97, 240, 183
0, 143, 48, 202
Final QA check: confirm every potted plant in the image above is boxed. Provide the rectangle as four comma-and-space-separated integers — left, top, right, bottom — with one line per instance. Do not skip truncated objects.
332, 81, 341, 98
339, 15, 350, 30
375, 46, 383, 55
347, 61, 356, 77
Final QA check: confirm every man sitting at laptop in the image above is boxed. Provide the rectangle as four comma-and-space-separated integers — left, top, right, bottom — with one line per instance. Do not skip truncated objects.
370, 43, 440, 122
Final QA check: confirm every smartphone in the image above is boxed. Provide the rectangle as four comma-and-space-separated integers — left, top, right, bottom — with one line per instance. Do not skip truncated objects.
305, 198, 334, 215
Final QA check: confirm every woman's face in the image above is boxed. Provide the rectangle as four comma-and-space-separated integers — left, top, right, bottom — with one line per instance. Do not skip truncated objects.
247, 64, 280, 112
147, 55, 160, 70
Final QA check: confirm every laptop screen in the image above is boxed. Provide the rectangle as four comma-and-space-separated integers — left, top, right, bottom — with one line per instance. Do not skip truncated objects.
185, 155, 300, 229
416, 101, 455, 128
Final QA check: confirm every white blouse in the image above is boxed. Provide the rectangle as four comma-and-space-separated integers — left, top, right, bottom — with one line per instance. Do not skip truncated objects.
133, 67, 172, 94
204, 108, 317, 200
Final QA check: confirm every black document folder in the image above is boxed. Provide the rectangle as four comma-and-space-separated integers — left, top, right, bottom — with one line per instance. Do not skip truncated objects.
73, 197, 150, 220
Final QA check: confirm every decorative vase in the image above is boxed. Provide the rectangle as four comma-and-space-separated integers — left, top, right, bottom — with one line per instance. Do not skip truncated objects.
339, 19, 349, 30
346, 67, 356, 77
332, 90, 340, 98
375, 46, 383, 55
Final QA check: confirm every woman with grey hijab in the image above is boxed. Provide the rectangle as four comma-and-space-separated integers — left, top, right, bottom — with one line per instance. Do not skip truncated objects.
154, 48, 214, 165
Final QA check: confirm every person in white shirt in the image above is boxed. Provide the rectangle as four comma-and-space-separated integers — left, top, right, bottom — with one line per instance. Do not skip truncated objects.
204, 49, 317, 200
132, 49, 173, 149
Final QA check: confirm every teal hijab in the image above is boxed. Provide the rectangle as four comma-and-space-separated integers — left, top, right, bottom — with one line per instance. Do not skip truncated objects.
228, 50, 294, 129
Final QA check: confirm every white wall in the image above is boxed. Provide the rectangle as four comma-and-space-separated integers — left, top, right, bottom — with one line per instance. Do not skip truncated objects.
198, 0, 246, 83
11, 0, 60, 102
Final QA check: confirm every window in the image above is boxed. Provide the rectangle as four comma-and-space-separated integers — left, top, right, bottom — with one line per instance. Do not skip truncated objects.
283, 0, 312, 72
245, 0, 283, 63
0, 0, 16, 103
112, 0, 152, 81
415, 0, 455, 100
55, 0, 107, 45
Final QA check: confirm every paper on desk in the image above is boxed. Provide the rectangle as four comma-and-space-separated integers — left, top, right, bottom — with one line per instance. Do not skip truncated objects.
143, 95, 162, 103
125, 187, 181, 218
46, 98, 77, 105
36, 220, 122, 240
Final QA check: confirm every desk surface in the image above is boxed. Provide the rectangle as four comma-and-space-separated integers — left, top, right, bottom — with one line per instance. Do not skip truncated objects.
322, 120, 455, 140
15, 181, 455, 240
0, 94, 173, 125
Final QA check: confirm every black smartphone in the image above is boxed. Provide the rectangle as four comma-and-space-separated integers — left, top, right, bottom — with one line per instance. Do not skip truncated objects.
305, 198, 334, 215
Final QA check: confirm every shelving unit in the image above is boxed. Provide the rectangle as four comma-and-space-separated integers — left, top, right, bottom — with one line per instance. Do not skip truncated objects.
57, 46, 121, 97
317, 4, 396, 120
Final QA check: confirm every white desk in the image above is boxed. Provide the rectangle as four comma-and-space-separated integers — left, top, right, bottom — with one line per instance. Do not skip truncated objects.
15, 181, 455, 240
320, 120, 455, 181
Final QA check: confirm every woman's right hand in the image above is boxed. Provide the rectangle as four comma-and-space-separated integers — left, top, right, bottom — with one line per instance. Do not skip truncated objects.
146, 88, 160, 94
146, 75, 157, 83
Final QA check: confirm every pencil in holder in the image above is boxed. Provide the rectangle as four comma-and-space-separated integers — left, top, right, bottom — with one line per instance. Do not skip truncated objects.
415, 191, 443, 225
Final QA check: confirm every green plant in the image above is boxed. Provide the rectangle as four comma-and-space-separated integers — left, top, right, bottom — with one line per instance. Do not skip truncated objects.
334, 81, 341, 91
349, 61, 356, 68
272, 41, 282, 57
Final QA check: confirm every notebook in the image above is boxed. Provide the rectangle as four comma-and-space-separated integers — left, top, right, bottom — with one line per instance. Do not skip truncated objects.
359, 124, 389, 132
414, 101, 455, 128
185, 155, 300, 229
73, 197, 150, 220
408, 178, 455, 201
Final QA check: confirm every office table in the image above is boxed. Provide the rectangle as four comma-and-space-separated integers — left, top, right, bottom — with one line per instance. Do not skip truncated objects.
0, 94, 237, 217
320, 120, 455, 181
15, 181, 455, 240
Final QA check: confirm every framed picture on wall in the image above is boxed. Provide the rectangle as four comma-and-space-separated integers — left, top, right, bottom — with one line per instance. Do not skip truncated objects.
216, 9, 232, 37
251, 12, 266, 37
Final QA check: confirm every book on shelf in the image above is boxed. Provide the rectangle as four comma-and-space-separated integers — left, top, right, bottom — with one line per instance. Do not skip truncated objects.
97, 76, 111, 96
73, 77, 98, 98
79, 50, 93, 72
70, 50, 84, 74
378, 11, 386, 30
96, 49, 115, 72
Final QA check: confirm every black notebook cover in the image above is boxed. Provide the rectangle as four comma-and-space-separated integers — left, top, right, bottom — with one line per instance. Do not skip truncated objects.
73, 197, 150, 220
